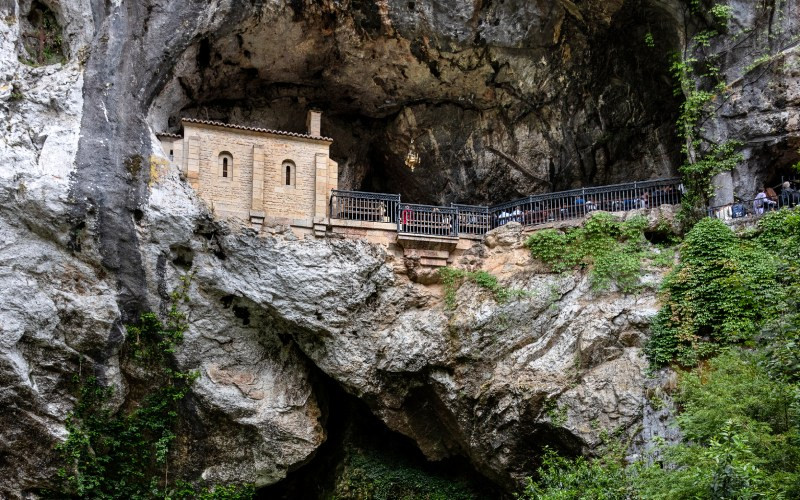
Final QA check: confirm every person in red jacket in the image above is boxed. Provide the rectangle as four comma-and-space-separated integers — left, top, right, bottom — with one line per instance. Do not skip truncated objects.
401, 205, 413, 230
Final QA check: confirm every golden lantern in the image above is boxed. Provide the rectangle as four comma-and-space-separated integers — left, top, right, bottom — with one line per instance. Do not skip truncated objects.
404, 138, 420, 172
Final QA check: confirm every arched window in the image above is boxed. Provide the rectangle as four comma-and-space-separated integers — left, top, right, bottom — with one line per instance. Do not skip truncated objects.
282, 160, 296, 187
219, 152, 233, 178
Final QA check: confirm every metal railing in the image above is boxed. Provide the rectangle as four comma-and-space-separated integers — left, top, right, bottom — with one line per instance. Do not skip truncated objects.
398, 204, 458, 238
329, 178, 684, 237
709, 194, 799, 221
329, 189, 400, 224
489, 178, 683, 229
451, 203, 490, 235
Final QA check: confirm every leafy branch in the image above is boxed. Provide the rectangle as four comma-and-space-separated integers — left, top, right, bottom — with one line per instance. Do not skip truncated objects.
53, 274, 254, 499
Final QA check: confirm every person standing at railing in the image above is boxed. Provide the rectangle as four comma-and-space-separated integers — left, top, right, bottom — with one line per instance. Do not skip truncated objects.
639, 191, 649, 209
754, 185, 778, 215
766, 185, 779, 205
574, 195, 585, 216
498, 210, 510, 225
781, 181, 799, 207
442, 211, 452, 236
401, 205, 413, 231
663, 185, 676, 205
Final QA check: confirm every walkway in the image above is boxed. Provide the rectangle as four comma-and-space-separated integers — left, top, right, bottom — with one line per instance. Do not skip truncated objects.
329, 177, 684, 239
709, 193, 800, 222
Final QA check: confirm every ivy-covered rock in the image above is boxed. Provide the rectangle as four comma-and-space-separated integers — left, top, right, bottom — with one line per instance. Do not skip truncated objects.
647, 217, 785, 366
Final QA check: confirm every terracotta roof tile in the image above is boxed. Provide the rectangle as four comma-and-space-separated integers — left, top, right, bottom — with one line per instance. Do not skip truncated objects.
156, 132, 183, 138
181, 118, 333, 142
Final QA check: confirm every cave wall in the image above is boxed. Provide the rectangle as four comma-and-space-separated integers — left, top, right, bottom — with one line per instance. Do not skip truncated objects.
148, 0, 685, 205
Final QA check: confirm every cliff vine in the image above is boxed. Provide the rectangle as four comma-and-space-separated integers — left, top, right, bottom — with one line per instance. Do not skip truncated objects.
51, 278, 254, 499
523, 207, 800, 498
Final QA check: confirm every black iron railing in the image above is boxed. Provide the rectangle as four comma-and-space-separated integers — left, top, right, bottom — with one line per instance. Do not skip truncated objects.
708, 194, 800, 221
451, 203, 490, 236
489, 178, 683, 229
329, 178, 684, 237
398, 204, 458, 238
329, 190, 400, 223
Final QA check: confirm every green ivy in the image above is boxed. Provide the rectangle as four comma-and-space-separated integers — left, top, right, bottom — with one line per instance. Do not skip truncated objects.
522, 345, 800, 499
525, 213, 659, 293
667, 2, 754, 225
710, 3, 734, 23
520, 444, 633, 500
438, 267, 520, 309
679, 141, 744, 223
647, 210, 800, 366
332, 449, 479, 500
51, 276, 254, 499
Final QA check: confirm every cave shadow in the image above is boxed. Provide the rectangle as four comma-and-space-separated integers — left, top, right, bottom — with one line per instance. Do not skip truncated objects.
257, 368, 505, 499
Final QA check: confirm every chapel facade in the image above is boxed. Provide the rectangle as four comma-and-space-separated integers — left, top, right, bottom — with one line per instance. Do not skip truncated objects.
157, 110, 338, 234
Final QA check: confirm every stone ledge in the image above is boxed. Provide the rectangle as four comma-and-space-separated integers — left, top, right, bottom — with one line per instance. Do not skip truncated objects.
330, 218, 397, 231
397, 233, 458, 252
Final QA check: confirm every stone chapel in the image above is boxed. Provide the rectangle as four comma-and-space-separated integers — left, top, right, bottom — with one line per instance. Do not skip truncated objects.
157, 110, 338, 234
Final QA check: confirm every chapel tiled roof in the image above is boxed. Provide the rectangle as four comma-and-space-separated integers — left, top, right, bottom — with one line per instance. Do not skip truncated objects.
156, 132, 183, 138
180, 118, 334, 142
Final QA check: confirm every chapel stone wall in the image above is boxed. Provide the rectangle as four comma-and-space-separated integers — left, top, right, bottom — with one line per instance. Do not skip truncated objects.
169, 118, 335, 224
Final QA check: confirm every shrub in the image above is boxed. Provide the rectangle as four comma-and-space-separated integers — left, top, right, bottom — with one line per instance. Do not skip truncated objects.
635, 349, 800, 498
525, 213, 657, 293
333, 449, 478, 500
520, 445, 632, 500
646, 218, 779, 365
523, 347, 800, 499
438, 267, 518, 309
53, 277, 254, 499
525, 229, 572, 272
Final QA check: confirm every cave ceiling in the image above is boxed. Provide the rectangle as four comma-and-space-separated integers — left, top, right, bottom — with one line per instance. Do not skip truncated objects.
148, 0, 684, 205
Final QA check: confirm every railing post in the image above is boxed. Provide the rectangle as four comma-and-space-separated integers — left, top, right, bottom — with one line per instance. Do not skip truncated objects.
396, 195, 401, 232
581, 187, 586, 216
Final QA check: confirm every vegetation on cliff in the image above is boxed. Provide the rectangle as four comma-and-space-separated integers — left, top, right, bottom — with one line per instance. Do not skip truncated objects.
646, 217, 780, 366
51, 277, 254, 499
523, 208, 800, 499
526, 212, 671, 293
331, 448, 482, 500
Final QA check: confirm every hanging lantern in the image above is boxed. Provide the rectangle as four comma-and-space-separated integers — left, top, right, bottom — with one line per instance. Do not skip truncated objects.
404, 138, 420, 173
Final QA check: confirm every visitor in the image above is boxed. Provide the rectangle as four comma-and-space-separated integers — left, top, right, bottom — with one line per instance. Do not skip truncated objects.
766, 185, 779, 205
731, 197, 746, 219
401, 205, 413, 230
574, 196, 585, 215
639, 191, 649, 209
781, 181, 799, 207
754, 185, 778, 215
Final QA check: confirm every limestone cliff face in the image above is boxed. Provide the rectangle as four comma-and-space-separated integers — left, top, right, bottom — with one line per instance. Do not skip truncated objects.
0, 0, 798, 497
0, 153, 668, 493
